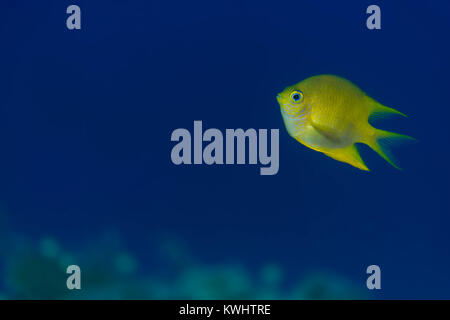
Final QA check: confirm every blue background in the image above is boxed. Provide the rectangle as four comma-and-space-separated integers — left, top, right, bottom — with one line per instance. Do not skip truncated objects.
0, 0, 449, 299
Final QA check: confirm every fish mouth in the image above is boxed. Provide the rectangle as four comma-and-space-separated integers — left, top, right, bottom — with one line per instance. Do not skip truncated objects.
276, 94, 281, 101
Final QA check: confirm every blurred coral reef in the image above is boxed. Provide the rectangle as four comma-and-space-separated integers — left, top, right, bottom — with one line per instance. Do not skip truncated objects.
0, 213, 365, 300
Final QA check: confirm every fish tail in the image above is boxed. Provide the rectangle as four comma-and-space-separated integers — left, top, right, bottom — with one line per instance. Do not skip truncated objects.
366, 128, 415, 170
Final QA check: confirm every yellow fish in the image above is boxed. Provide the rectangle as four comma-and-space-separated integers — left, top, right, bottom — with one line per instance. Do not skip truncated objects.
277, 74, 413, 171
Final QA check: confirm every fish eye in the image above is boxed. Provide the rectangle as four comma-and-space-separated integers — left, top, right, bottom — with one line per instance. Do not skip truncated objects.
290, 91, 303, 103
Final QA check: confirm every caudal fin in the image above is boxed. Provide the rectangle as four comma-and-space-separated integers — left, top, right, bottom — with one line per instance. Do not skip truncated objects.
367, 129, 415, 169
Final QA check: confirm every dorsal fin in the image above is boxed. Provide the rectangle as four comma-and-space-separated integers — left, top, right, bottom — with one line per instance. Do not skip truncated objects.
366, 97, 407, 121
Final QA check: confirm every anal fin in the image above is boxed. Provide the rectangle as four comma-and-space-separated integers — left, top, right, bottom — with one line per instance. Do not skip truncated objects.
324, 144, 369, 171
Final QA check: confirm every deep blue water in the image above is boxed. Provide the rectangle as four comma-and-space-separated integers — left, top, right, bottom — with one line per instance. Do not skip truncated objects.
0, 0, 449, 299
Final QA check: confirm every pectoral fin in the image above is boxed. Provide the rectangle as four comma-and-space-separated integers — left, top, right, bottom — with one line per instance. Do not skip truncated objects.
323, 144, 369, 171
310, 122, 342, 144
